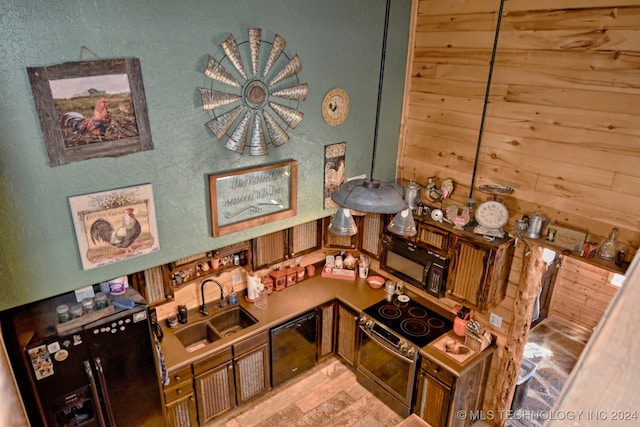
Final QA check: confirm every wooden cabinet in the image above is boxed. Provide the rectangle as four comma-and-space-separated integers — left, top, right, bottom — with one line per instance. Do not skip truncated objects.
317, 302, 336, 362
233, 331, 270, 404
415, 358, 454, 427
335, 303, 359, 366
252, 220, 323, 269
548, 256, 618, 331
164, 366, 198, 427
192, 332, 270, 425
414, 342, 494, 427
446, 233, 514, 312
193, 347, 235, 424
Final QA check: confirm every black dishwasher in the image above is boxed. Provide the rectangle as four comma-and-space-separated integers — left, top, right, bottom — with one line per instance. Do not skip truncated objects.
270, 310, 317, 387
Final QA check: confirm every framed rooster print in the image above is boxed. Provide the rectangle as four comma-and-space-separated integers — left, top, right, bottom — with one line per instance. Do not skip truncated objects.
69, 184, 160, 270
27, 58, 153, 167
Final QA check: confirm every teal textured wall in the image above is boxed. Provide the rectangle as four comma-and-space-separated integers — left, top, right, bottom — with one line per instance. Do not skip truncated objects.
0, 0, 412, 310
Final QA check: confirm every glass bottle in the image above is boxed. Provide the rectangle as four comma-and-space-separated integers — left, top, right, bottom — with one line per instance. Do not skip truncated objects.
598, 228, 619, 260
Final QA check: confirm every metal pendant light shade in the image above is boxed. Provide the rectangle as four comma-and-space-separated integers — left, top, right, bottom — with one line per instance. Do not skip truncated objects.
387, 208, 417, 237
327, 207, 358, 237
330, 179, 407, 215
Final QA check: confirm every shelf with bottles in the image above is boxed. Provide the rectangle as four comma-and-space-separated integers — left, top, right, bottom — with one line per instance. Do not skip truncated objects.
168, 241, 251, 289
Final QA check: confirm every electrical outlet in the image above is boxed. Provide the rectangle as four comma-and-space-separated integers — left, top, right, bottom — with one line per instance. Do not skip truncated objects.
232, 273, 242, 286
489, 312, 503, 328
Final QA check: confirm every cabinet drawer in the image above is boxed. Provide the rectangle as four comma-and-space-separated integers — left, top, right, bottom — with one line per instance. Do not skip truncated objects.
166, 365, 193, 387
421, 358, 455, 388
193, 347, 233, 375
234, 330, 268, 356
164, 380, 194, 403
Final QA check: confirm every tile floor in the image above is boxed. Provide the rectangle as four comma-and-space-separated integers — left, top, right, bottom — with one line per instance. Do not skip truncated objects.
506, 317, 592, 427
208, 357, 404, 427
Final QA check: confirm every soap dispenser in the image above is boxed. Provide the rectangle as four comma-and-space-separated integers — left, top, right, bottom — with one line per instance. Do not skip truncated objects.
228, 286, 238, 306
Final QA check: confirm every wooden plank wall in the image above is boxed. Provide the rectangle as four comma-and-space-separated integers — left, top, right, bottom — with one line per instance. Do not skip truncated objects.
399, 1, 640, 422
398, 0, 640, 260
548, 256, 618, 331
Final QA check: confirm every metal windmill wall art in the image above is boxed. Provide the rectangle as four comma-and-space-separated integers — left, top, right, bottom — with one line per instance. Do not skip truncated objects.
199, 28, 307, 155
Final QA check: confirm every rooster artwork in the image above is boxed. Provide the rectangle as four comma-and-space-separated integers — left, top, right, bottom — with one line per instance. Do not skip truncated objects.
324, 142, 347, 209
60, 97, 112, 140
90, 208, 141, 252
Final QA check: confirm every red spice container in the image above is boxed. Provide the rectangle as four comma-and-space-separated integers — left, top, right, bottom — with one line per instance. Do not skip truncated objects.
270, 270, 287, 292
285, 268, 297, 287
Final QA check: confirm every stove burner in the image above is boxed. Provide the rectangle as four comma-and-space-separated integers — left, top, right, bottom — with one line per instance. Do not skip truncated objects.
428, 318, 445, 329
363, 297, 453, 348
408, 307, 427, 319
401, 319, 430, 337
378, 305, 401, 320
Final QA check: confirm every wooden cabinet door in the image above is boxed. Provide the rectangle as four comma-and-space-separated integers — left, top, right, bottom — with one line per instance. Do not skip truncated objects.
447, 234, 514, 311
234, 343, 270, 404
414, 370, 452, 427
447, 237, 490, 309
165, 391, 197, 427
317, 302, 336, 362
335, 303, 359, 366
194, 360, 235, 424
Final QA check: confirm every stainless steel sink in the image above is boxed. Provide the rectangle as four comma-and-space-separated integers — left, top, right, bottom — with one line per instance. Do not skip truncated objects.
208, 306, 258, 337
173, 306, 258, 352
174, 322, 221, 353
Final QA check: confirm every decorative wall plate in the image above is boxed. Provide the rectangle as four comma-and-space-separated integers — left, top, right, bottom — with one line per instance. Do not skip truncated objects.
322, 88, 349, 126
199, 29, 307, 155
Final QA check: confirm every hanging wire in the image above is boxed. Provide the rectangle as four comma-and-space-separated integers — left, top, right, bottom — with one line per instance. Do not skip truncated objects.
468, 0, 506, 201
370, 0, 392, 182
79, 46, 102, 61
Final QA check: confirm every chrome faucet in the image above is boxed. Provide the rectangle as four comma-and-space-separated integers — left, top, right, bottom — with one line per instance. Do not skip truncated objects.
200, 279, 225, 316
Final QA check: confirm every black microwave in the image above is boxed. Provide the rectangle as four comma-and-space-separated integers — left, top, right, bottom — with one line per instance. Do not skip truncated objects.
380, 232, 449, 298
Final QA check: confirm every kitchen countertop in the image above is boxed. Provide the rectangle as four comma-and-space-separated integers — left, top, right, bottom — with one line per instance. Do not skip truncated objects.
421, 331, 496, 376
160, 272, 457, 373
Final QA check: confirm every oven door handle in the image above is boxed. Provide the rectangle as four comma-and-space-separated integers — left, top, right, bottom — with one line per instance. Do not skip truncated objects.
359, 326, 416, 364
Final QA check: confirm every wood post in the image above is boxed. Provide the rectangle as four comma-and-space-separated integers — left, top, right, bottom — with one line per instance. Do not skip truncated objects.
489, 244, 547, 425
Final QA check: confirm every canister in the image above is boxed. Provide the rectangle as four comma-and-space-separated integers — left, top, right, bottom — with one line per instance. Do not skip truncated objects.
56, 304, 71, 323
70, 304, 84, 319
108, 277, 126, 295
82, 297, 95, 314
94, 292, 108, 310
270, 270, 287, 291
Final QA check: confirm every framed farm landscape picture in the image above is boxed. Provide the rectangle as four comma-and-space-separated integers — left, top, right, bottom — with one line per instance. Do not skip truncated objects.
69, 184, 160, 270
27, 58, 153, 166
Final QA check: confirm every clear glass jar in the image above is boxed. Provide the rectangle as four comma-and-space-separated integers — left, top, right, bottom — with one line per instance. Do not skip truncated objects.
598, 228, 619, 260
82, 297, 96, 314
94, 292, 108, 310
56, 304, 71, 323
70, 304, 84, 319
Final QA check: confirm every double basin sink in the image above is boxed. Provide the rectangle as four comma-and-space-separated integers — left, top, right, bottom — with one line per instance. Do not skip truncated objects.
174, 306, 258, 353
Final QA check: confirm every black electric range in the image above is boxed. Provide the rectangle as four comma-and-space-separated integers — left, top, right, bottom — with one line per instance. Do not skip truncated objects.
362, 296, 452, 348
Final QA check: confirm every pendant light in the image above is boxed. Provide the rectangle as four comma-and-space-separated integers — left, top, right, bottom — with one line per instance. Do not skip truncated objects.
327, 207, 358, 236
329, 0, 415, 237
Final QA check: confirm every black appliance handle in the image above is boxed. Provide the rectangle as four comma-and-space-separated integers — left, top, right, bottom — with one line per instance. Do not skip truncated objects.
84, 360, 107, 427
271, 311, 316, 335
93, 357, 116, 426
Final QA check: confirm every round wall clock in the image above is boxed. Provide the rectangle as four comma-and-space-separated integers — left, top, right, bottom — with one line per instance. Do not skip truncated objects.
199, 28, 308, 156
322, 88, 349, 126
